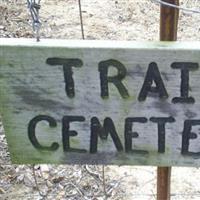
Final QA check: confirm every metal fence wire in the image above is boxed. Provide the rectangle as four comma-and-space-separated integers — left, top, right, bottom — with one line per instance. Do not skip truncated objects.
152, 0, 200, 14
27, 0, 41, 41
26, 0, 200, 41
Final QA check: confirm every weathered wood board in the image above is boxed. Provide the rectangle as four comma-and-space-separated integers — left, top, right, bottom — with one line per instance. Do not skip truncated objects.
1, 38, 200, 166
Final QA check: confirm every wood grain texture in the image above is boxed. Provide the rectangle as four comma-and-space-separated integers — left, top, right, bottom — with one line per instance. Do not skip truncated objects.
160, 0, 179, 41
158, 0, 179, 199
1, 38, 200, 165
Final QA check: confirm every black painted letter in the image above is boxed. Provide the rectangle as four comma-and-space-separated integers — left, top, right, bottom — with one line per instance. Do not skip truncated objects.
46, 58, 83, 98
171, 62, 198, 103
182, 120, 200, 156
150, 117, 175, 153
28, 115, 59, 151
124, 117, 148, 154
138, 62, 168, 101
62, 116, 87, 153
98, 59, 129, 99
90, 117, 123, 153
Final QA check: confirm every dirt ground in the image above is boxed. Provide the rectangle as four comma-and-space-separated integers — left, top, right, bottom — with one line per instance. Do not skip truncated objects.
0, 0, 200, 199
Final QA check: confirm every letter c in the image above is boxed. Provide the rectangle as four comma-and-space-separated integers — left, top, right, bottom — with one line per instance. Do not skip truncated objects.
28, 115, 59, 151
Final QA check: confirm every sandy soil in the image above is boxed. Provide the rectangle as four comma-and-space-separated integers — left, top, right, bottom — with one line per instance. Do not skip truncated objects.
0, 0, 200, 199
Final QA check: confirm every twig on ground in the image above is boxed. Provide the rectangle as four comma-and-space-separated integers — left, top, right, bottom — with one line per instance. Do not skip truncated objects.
84, 165, 102, 181
64, 182, 88, 200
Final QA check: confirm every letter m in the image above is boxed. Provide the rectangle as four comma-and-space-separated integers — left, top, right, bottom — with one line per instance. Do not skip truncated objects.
90, 117, 123, 153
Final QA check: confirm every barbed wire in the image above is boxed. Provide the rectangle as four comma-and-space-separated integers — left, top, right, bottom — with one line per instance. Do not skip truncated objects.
151, 0, 200, 14
26, 0, 41, 41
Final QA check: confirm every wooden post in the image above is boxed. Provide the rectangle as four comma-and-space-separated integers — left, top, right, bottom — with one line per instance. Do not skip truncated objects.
160, 0, 179, 41
158, 1, 179, 200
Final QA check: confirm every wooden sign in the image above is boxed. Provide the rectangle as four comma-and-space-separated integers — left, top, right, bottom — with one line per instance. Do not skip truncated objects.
1, 38, 200, 166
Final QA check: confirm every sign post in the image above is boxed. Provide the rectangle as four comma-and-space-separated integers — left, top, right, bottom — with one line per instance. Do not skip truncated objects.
158, 0, 179, 200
